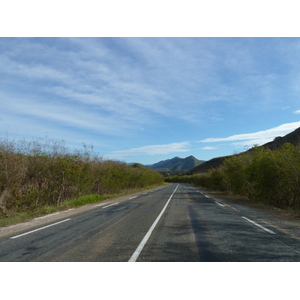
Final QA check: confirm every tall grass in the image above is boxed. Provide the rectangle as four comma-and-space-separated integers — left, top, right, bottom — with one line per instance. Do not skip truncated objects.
0, 136, 164, 218
166, 143, 300, 210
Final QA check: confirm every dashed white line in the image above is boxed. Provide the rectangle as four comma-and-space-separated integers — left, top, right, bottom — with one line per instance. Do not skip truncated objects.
94, 203, 106, 207
102, 202, 119, 209
205, 195, 210, 198
130, 196, 137, 199
10, 218, 71, 239
215, 201, 224, 207
34, 208, 75, 221
128, 184, 179, 262
241, 216, 276, 235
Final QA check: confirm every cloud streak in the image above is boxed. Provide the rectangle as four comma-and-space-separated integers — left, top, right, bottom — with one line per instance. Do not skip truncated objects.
111, 142, 191, 156
201, 146, 217, 150
199, 121, 300, 146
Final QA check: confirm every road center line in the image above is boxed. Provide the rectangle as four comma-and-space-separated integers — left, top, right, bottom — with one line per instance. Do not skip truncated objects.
241, 216, 276, 235
102, 202, 119, 209
128, 184, 179, 262
10, 218, 71, 239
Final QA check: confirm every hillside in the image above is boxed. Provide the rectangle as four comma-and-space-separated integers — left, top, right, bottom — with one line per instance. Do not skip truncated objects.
186, 155, 231, 174
188, 126, 300, 174
147, 155, 205, 172
260, 126, 300, 150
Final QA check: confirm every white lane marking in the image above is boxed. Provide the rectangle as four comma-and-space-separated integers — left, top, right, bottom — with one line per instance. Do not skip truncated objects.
10, 218, 71, 239
34, 208, 75, 221
94, 203, 106, 207
241, 216, 276, 235
215, 201, 224, 207
205, 195, 209, 198
128, 184, 179, 262
102, 202, 119, 209
130, 196, 137, 199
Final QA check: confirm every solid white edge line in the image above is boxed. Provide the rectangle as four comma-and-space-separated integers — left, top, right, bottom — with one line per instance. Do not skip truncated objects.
10, 218, 71, 239
130, 196, 137, 199
102, 202, 119, 209
241, 216, 276, 235
128, 184, 179, 262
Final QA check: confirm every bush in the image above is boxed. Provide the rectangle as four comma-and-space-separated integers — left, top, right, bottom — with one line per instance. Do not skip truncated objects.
0, 137, 164, 216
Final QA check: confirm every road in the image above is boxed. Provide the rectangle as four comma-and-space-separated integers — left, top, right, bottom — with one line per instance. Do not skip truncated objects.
1, 183, 300, 261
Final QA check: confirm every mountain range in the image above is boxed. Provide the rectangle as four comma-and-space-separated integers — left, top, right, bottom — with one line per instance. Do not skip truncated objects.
146, 155, 205, 172
133, 126, 300, 174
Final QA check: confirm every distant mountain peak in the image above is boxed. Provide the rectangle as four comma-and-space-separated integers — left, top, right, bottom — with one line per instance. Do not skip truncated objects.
146, 155, 205, 172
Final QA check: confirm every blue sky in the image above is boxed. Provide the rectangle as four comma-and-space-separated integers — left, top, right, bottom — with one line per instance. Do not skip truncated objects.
1, 37, 300, 165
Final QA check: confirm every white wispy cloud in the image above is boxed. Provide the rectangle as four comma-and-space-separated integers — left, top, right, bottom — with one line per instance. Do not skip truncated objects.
0, 38, 180, 129
201, 146, 217, 150
1, 91, 136, 137
2, 37, 299, 133
199, 121, 300, 146
294, 110, 300, 114
111, 142, 191, 156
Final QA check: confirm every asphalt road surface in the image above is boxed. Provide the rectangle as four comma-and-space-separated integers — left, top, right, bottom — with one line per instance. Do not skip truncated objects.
1, 183, 300, 261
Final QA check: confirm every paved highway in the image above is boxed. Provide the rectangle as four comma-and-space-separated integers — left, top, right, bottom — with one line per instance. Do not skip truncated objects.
1, 183, 300, 261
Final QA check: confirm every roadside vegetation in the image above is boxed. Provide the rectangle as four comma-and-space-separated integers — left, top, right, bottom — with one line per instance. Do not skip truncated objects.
0, 136, 164, 226
166, 143, 300, 211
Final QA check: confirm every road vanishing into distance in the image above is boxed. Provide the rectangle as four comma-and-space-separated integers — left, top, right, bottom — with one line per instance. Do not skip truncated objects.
1, 183, 300, 262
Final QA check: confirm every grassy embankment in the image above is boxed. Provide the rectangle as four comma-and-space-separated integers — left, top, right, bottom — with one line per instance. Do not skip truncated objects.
0, 137, 164, 227
166, 143, 300, 212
